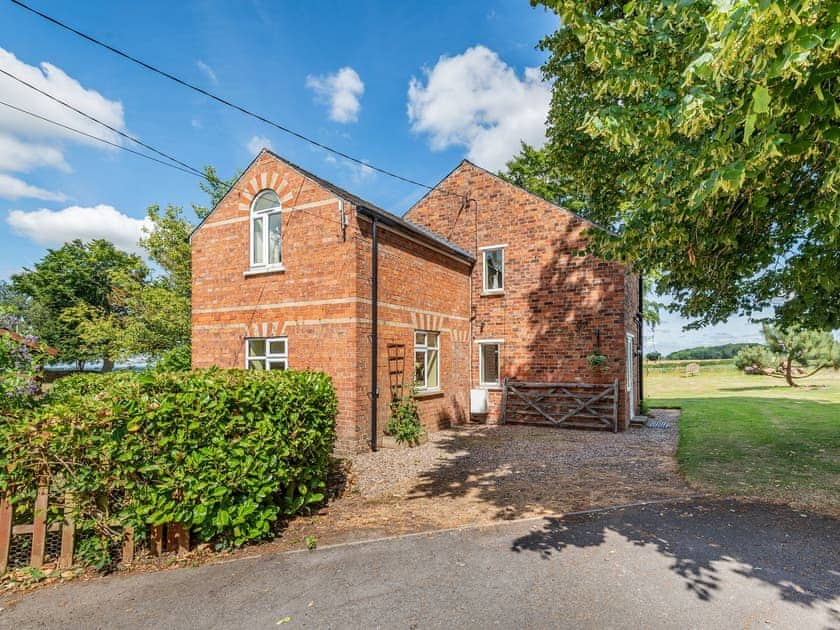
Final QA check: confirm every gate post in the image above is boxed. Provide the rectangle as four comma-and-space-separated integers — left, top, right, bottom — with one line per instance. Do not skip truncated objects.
500, 378, 509, 424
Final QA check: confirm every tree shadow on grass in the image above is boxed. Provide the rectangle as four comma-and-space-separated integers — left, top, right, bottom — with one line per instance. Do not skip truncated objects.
511, 499, 840, 613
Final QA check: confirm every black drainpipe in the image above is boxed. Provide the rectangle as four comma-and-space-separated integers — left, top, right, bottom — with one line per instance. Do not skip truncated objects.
369, 215, 379, 451
637, 274, 644, 405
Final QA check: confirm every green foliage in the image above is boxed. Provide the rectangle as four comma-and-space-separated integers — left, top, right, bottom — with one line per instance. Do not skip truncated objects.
154, 345, 192, 372
646, 351, 662, 362
140, 204, 193, 299
667, 343, 764, 361
194, 165, 241, 220
0, 321, 51, 414
386, 392, 423, 445
11, 240, 147, 369
0, 369, 338, 554
587, 350, 608, 371
528, 0, 839, 329
762, 324, 839, 385
734, 345, 775, 371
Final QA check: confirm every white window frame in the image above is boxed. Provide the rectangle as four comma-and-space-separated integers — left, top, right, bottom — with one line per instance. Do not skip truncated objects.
414, 330, 440, 392
245, 336, 288, 371
480, 244, 506, 295
249, 190, 283, 270
476, 339, 504, 388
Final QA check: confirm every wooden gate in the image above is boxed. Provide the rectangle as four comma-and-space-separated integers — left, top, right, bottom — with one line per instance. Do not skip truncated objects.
501, 379, 619, 432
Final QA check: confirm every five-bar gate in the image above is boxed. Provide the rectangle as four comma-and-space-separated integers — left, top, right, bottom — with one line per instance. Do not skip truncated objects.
501, 379, 619, 432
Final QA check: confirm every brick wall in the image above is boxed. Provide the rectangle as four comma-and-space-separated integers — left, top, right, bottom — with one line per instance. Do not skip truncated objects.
192, 151, 472, 452
406, 161, 641, 427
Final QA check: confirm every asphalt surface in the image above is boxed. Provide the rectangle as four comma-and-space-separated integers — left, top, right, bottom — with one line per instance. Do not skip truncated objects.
1, 498, 838, 629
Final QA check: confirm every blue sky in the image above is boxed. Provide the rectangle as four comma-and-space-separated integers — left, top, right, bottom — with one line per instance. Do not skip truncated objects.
0, 0, 765, 354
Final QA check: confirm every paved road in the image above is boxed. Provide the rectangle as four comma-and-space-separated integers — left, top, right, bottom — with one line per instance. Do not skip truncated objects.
2, 499, 838, 629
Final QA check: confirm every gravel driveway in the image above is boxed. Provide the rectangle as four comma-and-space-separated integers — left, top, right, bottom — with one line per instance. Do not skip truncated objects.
279, 410, 691, 546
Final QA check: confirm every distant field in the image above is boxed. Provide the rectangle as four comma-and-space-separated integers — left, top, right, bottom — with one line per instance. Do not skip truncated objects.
644, 358, 735, 375
647, 366, 840, 517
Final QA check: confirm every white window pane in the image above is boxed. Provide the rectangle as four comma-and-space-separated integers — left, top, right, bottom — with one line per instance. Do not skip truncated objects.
253, 190, 281, 213
485, 250, 503, 290
415, 331, 426, 346
268, 212, 282, 264
427, 349, 439, 389
482, 344, 499, 385
268, 339, 286, 355
248, 359, 266, 370
427, 332, 439, 349
268, 360, 286, 371
414, 351, 425, 386
248, 339, 266, 357
252, 217, 264, 264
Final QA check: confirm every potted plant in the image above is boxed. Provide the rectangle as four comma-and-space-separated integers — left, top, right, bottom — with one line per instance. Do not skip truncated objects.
587, 349, 608, 373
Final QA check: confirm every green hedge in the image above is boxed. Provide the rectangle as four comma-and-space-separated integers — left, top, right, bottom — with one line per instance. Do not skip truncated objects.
0, 369, 337, 550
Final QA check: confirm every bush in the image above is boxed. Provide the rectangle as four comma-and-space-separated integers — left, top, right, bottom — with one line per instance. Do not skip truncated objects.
386, 393, 423, 445
153, 345, 192, 372
646, 351, 662, 361
734, 345, 774, 372
0, 369, 337, 553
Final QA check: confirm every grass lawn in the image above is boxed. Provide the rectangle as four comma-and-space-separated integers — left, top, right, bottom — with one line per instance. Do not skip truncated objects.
646, 365, 840, 517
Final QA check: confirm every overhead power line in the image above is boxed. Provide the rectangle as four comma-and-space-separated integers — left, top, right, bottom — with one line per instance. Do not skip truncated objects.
9, 0, 465, 198
0, 96, 359, 233
0, 67, 203, 177
0, 98, 201, 177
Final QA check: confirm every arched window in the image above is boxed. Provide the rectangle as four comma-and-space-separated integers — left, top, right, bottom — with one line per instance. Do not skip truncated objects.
250, 190, 282, 267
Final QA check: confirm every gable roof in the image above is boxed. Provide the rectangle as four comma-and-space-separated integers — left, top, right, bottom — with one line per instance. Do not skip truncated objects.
407, 159, 614, 236
190, 149, 474, 262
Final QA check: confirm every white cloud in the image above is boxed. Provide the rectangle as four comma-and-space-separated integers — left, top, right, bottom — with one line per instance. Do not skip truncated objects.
0, 133, 70, 173
306, 67, 364, 123
246, 135, 272, 155
0, 174, 66, 202
0, 47, 126, 145
407, 45, 551, 171
190, 118, 202, 129
7, 204, 151, 254
196, 60, 218, 84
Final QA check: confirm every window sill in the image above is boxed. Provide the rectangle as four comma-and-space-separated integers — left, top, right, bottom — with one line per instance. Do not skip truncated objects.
244, 265, 286, 277
481, 290, 505, 297
478, 384, 503, 391
413, 389, 444, 399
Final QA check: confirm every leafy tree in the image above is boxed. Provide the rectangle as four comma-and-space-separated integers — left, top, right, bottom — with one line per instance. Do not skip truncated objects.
762, 324, 839, 386
523, 0, 839, 330
734, 345, 775, 372
666, 343, 765, 360
645, 351, 662, 361
194, 165, 240, 220
11, 240, 147, 370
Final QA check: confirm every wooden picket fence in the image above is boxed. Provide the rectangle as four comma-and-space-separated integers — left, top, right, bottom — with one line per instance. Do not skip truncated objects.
0, 480, 189, 574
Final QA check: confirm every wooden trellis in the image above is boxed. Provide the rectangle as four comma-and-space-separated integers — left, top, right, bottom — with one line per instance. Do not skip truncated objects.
501, 379, 619, 432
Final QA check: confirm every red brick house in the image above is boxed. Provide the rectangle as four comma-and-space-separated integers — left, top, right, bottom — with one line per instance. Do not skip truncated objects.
191, 150, 641, 453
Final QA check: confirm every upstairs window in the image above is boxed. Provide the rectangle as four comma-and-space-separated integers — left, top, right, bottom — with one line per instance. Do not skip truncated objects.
246, 337, 288, 370
250, 190, 282, 268
482, 246, 505, 293
414, 330, 440, 391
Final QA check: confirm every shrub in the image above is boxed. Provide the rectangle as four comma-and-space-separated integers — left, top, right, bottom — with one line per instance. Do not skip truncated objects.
645, 351, 662, 361
386, 392, 423, 445
587, 350, 608, 371
153, 345, 192, 372
0, 369, 337, 553
734, 345, 774, 372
